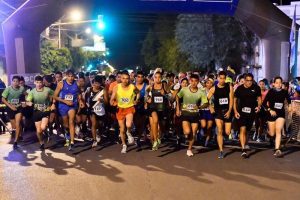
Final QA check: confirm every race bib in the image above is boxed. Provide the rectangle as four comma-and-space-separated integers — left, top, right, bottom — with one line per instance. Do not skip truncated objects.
187, 104, 197, 110
65, 94, 73, 101
121, 98, 130, 103
11, 99, 19, 104
94, 103, 105, 116
36, 104, 46, 111
274, 103, 283, 110
154, 96, 163, 103
219, 98, 228, 105
242, 107, 251, 114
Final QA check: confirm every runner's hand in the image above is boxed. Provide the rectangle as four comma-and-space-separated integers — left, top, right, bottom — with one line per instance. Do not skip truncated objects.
176, 110, 181, 117
209, 106, 215, 114
79, 101, 85, 108
255, 107, 260, 113
270, 110, 277, 117
10, 105, 17, 111
64, 100, 74, 106
235, 112, 240, 119
50, 104, 56, 111
224, 111, 231, 119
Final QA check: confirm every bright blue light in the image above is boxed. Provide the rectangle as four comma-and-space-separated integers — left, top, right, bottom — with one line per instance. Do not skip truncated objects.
87, 64, 93, 70
97, 22, 105, 30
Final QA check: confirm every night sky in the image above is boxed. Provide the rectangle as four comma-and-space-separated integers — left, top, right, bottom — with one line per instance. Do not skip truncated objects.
67, 0, 298, 69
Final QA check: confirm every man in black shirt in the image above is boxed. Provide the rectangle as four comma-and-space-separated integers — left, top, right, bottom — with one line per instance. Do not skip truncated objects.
208, 71, 234, 159
234, 73, 262, 158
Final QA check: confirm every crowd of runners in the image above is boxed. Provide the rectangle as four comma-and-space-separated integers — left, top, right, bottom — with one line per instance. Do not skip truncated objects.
1, 67, 300, 158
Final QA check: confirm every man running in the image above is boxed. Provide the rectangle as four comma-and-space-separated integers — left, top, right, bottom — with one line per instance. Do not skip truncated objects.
234, 73, 261, 158
207, 71, 234, 159
134, 71, 148, 149
1, 76, 26, 149
26, 75, 54, 150
53, 70, 85, 151
110, 71, 140, 153
176, 74, 208, 157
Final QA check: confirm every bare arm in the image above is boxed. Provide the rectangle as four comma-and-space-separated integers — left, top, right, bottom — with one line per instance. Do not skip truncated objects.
228, 84, 234, 113
110, 85, 117, 106
53, 81, 64, 104
207, 86, 215, 101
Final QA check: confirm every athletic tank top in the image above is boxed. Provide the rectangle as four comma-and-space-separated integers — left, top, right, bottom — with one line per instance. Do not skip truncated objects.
116, 84, 135, 108
59, 80, 79, 105
213, 83, 230, 111
150, 84, 166, 111
87, 87, 105, 116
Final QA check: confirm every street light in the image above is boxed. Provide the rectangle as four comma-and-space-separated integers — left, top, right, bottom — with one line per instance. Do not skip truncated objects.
85, 28, 92, 34
70, 9, 83, 21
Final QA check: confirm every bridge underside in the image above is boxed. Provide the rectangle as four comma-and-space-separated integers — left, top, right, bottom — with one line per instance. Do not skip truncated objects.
1, 0, 293, 82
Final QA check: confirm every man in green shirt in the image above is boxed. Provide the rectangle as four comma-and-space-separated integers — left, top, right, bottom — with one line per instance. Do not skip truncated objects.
2, 76, 26, 149
176, 74, 208, 157
26, 76, 54, 150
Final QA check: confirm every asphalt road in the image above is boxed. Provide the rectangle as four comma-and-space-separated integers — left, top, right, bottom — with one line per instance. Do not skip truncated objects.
0, 132, 300, 200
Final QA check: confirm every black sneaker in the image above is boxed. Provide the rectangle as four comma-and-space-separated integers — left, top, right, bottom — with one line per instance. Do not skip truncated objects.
241, 151, 248, 159
218, 151, 224, 159
13, 142, 18, 150
274, 149, 283, 158
68, 143, 74, 151
40, 144, 45, 151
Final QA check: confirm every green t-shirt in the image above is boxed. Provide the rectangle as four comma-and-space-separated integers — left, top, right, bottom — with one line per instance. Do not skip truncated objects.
177, 87, 208, 116
2, 86, 25, 107
27, 87, 53, 111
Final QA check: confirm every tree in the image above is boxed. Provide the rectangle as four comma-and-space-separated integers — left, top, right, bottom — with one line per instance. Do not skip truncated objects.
175, 14, 257, 72
141, 15, 191, 73
70, 47, 86, 71
40, 41, 72, 74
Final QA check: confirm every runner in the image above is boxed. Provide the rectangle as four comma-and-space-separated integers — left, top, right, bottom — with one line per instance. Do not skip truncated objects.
200, 77, 215, 147
146, 71, 168, 151
86, 75, 108, 148
110, 71, 140, 153
176, 74, 208, 157
53, 69, 85, 151
133, 71, 148, 149
207, 71, 234, 159
234, 73, 261, 158
262, 76, 291, 158
1, 76, 26, 149
26, 75, 54, 150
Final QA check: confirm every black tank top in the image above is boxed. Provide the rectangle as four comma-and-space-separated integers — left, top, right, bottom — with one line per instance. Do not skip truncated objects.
150, 84, 166, 111
213, 83, 230, 111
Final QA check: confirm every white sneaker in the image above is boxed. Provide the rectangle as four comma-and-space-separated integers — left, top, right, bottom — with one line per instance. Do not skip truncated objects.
186, 150, 194, 157
121, 145, 127, 154
96, 135, 101, 143
92, 140, 98, 148
127, 132, 135, 144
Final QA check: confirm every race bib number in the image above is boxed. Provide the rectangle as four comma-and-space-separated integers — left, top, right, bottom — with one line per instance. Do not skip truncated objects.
121, 98, 130, 103
187, 104, 196, 110
64, 95, 74, 101
274, 103, 283, 110
154, 96, 163, 103
36, 104, 46, 111
11, 99, 19, 104
242, 107, 251, 114
219, 98, 228, 105
94, 104, 105, 116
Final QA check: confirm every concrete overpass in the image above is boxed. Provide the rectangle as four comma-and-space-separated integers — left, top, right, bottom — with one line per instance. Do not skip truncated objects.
1, 0, 294, 82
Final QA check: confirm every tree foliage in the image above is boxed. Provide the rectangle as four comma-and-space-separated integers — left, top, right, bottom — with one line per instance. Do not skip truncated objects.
141, 14, 258, 73
175, 14, 257, 72
40, 41, 72, 74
